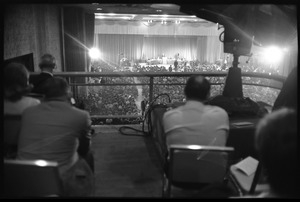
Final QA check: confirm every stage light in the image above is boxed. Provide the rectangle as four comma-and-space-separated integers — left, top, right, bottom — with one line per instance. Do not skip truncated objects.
89, 48, 101, 59
262, 46, 283, 64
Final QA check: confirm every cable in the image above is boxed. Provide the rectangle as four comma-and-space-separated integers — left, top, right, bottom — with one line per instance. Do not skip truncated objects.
219, 30, 224, 43
119, 93, 171, 137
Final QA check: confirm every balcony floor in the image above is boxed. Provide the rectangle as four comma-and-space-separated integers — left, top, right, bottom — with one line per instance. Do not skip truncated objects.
91, 124, 240, 198
92, 124, 163, 198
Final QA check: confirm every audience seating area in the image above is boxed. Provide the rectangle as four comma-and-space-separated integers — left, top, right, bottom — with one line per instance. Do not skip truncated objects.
82, 60, 280, 118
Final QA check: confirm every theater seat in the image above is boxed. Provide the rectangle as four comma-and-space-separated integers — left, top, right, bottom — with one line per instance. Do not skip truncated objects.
162, 144, 234, 198
4, 159, 64, 197
4, 114, 22, 159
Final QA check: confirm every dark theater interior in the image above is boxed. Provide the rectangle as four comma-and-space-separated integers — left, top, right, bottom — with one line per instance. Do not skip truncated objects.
3, 3, 298, 198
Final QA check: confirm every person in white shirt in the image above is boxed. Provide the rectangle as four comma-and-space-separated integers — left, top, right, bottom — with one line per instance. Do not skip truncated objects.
163, 75, 229, 148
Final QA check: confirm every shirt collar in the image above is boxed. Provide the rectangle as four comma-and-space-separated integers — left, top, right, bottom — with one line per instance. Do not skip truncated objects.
41, 71, 53, 76
185, 100, 205, 108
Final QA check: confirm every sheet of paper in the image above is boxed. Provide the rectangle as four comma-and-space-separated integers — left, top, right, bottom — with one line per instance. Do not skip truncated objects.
234, 156, 259, 176
231, 122, 254, 127
232, 122, 254, 126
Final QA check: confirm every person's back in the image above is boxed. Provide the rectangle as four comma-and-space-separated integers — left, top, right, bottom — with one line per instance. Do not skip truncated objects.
29, 54, 56, 94
18, 77, 92, 174
163, 75, 229, 148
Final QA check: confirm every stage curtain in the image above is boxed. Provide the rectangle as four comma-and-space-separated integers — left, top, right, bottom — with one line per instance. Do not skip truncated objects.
94, 34, 224, 65
206, 36, 225, 63
142, 36, 198, 61
94, 34, 144, 66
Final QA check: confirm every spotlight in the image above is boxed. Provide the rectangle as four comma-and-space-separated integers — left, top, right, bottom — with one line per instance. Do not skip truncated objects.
89, 48, 101, 59
262, 46, 283, 64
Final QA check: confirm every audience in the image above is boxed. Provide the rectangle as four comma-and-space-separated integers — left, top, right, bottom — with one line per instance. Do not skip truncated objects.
254, 108, 298, 198
4, 62, 40, 158
81, 60, 278, 118
163, 75, 229, 148
17, 77, 94, 196
29, 53, 56, 94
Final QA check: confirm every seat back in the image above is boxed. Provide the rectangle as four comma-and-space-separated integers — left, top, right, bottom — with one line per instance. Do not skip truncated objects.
4, 114, 22, 146
4, 159, 64, 197
169, 145, 234, 184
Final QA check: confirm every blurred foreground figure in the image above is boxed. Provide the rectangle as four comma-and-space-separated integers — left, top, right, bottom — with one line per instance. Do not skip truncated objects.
18, 77, 94, 196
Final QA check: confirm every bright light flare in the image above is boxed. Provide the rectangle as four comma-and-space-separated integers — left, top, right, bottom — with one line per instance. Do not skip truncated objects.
262, 46, 283, 64
89, 48, 101, 59
187, 145, 201, 150
35, 160, 48, 167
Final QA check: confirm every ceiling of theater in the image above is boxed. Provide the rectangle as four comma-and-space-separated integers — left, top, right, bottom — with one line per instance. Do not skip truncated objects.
64, 4, 184, 15
62, 4, 297, 26
62, 4, 210, 23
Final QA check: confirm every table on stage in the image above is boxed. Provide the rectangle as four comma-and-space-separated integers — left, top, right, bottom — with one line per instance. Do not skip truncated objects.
150, 104, 260, 164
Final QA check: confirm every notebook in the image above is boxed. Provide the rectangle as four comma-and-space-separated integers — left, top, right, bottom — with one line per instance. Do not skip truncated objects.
234, 156, 259, 176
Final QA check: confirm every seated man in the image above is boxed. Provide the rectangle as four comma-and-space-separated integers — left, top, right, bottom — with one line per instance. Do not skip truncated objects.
254, 108, 298, 198
163, 75, 229, 148
4, 62, 40, 158
17, 77, 94, 196
29, 53, 56, 95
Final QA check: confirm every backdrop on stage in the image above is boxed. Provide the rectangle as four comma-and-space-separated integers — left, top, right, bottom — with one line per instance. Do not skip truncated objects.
94, 34, 224, 68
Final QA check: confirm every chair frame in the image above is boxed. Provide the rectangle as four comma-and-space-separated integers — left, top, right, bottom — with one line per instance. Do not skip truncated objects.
4, 159, 64, 197
163, 144, 234, 198
4, 114, 22, 159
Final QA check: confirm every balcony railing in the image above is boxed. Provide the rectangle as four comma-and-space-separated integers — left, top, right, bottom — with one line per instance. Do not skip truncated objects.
30, 71, 286, 122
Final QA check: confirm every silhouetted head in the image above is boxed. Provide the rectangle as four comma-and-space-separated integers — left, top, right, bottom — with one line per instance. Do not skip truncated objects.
39, 54, 56, 70
184, 75, 211, 102
43, 77, 71, 100
4, 62, 31, 101
255, 108, 298, 197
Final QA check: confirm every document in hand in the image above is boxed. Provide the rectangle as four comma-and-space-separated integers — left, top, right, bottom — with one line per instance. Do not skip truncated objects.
234, 156, 259, 176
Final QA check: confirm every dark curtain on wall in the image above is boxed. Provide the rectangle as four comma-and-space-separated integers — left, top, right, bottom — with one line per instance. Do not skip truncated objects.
85, 13, 95, 70
63, 7, 85, 73
63, 7, 95, 84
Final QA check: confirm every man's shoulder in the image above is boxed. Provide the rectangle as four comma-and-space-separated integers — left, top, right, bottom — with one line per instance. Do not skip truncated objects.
204, 104, 228, 115
71, 106, 90, 117
30, 72, 52, 83
163, 107, 183, 119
